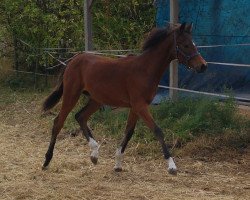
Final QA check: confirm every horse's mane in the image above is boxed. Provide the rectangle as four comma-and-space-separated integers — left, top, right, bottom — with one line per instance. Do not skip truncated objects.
142, 24, 178, 52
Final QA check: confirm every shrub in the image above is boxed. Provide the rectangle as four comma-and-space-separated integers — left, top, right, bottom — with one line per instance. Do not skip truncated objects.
89, 98, 250, 145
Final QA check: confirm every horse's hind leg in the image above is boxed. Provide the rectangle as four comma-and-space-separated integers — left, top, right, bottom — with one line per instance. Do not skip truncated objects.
42, 88, 81, 170
75, 99, 101, 164
114, 110, 138, 172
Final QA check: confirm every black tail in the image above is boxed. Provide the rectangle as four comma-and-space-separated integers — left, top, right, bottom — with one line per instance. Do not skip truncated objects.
42, 68, 65, 112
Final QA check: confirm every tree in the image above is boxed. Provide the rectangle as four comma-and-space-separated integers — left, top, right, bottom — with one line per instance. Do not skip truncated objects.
0, 0, 155, 72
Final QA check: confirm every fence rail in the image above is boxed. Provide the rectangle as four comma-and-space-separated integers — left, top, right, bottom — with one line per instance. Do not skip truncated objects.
5, 68, 250, 104
7, 38, 250, 103
158, 85, 250, 103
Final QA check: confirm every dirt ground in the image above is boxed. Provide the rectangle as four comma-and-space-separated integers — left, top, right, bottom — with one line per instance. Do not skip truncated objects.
0, 92, 250, 200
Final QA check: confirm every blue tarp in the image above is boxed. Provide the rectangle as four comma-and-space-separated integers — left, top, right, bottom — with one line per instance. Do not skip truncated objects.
155, 0, 250, 100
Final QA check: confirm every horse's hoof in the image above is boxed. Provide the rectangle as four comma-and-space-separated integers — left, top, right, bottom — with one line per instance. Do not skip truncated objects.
168, 168, 177, 175
90, 156, 98, 165
114, 167, 122, 172
42, 165, 48, 171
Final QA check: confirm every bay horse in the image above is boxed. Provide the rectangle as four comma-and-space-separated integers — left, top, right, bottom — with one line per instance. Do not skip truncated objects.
42, 23, 207, 175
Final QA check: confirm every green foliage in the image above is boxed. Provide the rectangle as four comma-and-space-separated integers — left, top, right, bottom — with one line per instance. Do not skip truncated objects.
0, 0, 155, 75
92, 0, 155, 49
152, 98, 240, 140
0, 0, 84, 74
88, 98, 250, 144
91, 107, 128, 136
1, 0, 84, 49
1, 73, 49, 91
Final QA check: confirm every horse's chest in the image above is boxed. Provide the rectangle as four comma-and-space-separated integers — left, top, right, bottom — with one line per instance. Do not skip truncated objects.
130, 82, 158, 104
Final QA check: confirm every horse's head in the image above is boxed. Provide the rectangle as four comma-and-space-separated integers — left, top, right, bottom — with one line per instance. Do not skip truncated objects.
175, 23, 207, 73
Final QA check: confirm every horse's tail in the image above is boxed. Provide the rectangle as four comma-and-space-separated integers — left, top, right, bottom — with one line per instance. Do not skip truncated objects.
42, 68, 65, 112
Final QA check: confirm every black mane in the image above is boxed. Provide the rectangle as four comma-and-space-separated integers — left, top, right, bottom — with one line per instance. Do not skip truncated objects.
142, 25, 173, 52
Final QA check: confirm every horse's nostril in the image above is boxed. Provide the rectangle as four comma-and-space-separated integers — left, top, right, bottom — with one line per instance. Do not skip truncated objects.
200, 64, 207, 72
197, 64, 207, 73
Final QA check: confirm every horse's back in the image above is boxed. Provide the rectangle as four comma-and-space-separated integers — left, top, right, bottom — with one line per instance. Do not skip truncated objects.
64, 53, 115, 82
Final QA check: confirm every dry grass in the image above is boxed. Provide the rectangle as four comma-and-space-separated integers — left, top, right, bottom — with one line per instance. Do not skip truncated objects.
0, 88, 250, 200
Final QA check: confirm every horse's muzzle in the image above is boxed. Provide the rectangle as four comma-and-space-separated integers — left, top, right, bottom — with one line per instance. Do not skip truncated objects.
197, 64, 207, 73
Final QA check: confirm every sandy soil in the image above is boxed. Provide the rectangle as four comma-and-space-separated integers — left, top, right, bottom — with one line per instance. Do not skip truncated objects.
0, 95, 249, 200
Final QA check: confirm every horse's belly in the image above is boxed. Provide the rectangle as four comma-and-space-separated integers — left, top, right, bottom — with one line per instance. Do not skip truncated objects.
93, 94, 130, 107
87, 87, 130, 107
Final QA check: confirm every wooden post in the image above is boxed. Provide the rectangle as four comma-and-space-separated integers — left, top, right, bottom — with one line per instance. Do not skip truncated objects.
45, 51, 48, 87
44, 39, 48, 87
169, 0, 179, 101
84, 0, 94, 51
13, 37, 19, 76
34, 49, 38, 89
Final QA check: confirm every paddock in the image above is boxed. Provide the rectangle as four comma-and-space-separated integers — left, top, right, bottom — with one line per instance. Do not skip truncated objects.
0, 89, 249, 200
1, 1, 250, 199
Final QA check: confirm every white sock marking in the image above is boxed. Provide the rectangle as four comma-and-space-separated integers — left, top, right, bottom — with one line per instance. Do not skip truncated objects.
89, 138, 99, 158
114, 147, 123, 169
167, 157, 177, 171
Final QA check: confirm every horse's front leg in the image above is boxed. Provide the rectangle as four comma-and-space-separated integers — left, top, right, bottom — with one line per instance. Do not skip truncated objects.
114, 110, 138, 171
136, 105, 177, 175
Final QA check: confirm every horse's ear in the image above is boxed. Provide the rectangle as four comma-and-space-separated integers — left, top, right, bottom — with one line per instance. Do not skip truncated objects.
186, 23, 193, 33
180, 22, 186, 33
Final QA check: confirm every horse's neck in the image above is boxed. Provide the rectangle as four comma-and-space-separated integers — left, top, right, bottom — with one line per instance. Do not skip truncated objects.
139, 33, 175, 81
